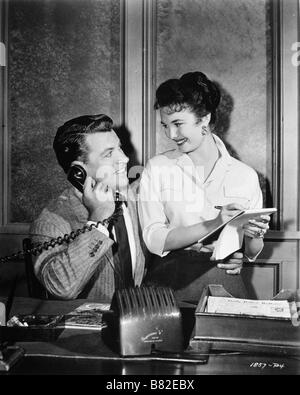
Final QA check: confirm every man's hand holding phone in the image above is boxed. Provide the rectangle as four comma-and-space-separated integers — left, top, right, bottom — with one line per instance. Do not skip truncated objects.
83, 176, 115, 222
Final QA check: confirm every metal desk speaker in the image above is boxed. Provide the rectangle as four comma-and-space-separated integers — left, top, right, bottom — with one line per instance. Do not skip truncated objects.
108, 286, 183, 356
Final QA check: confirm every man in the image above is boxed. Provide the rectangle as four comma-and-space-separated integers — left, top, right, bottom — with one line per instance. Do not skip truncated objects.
30, 114, 147, 301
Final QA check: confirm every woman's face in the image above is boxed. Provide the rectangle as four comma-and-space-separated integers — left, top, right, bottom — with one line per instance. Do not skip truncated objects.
159, 107, 209, 153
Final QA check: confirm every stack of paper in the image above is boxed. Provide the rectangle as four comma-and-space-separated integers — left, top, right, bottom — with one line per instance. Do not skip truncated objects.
206, 296, 291, 319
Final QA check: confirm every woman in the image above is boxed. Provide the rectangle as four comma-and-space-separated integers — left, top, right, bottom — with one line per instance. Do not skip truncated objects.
138, 71, 270, 301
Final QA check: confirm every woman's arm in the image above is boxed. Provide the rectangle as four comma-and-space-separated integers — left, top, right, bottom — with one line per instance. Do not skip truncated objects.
244, 237, 264, 260
163, 219, 220, 252
163, 203, 245, 252
242, 174, 269, 260
243, 214, 270, 260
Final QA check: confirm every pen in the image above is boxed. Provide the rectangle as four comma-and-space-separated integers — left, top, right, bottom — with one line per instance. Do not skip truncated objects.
214, 206, 223, 210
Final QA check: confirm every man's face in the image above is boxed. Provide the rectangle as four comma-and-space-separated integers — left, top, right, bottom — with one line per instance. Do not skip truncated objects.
85, 130, 129, 192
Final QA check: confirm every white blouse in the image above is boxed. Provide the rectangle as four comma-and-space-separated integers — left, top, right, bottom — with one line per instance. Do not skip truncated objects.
138, 134, 262, 257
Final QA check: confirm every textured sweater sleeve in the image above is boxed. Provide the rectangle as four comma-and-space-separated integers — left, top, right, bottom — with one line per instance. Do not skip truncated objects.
30, 210, 114, 300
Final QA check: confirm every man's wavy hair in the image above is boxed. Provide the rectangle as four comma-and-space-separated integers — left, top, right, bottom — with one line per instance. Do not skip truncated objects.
53, 114, 113, 173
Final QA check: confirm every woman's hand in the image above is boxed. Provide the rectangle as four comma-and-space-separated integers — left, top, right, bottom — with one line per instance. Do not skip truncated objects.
216, 203, 245, 224
243, 214, 270, 239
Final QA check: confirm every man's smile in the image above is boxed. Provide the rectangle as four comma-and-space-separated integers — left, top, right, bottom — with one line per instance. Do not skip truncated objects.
115, 166, 127, 174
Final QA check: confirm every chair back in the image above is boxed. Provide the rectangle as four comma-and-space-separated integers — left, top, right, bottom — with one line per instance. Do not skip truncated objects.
23, 238, 49, 299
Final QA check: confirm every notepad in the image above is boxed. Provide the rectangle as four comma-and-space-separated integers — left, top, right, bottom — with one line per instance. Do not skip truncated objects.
199, 208, 277, 260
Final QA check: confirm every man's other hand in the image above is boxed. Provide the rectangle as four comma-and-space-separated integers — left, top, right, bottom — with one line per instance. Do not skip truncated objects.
213, 251, 244, 275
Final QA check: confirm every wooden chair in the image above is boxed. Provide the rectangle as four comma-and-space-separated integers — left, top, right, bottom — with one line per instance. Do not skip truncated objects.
22, 238, 49, 299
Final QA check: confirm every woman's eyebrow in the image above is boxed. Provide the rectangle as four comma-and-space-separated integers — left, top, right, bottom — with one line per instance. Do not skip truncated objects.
171, 118, 184, 123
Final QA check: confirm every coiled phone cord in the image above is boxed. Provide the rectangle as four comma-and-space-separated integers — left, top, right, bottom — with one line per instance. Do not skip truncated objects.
0, 205, 123, 265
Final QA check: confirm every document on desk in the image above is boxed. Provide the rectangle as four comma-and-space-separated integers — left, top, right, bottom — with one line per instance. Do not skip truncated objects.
211, 208, 277, 260
206, 296, 291, 319
58, 302, 111, 330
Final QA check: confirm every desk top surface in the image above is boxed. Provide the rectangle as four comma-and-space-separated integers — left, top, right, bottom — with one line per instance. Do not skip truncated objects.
0, 296, 299, 375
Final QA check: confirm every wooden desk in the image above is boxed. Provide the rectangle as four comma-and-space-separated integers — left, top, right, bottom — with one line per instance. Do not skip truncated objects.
0, 297, 299, 375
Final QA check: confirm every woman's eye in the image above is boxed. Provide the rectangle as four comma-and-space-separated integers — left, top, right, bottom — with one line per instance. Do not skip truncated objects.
105, 151, 113, 158
175, 123, 182, 127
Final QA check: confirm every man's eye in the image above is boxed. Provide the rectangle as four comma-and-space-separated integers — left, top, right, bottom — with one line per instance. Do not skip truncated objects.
174, 123, 183, 127
105, 151, 113, 158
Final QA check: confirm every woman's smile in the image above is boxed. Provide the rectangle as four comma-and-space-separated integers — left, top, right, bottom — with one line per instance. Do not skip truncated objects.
174, 137, 188, 146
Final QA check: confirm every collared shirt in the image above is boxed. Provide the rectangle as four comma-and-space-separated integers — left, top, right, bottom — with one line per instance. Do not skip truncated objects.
88, 202, 137, 275
138, 134, 262, 257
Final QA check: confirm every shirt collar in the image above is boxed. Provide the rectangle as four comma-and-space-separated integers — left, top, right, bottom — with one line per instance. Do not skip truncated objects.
174, 133, 232, 184
212, 134, 232, 166
207, 134, 232, 183
115, 191, 128, 205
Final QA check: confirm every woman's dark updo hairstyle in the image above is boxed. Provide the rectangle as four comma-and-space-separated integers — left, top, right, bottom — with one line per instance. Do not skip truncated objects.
154, 71, 221, 125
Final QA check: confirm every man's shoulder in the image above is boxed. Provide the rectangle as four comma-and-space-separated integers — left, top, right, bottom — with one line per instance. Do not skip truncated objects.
30, 187, 78, 231
42, 187, 77, 214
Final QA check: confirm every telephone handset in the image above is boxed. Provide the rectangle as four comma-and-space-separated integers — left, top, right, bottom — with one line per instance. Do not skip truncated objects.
67, 164, 87, 193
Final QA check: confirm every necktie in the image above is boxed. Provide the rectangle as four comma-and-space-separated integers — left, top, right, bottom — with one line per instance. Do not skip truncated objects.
109, 200, 134, 289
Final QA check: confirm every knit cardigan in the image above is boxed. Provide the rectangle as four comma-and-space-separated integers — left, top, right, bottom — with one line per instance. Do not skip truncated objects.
29, 184, 146, 301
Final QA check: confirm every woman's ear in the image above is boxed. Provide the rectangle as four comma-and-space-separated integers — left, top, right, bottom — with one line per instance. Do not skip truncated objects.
202, 113, 211, 126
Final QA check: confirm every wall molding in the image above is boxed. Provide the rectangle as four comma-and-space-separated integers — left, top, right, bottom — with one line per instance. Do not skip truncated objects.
123, 0, 143, 165
270, 0, 283, 230
0, 0, 8, 227
123, 0, 156, 166
281, 0, 299, 233
142, 0, 157, 165
298, 0, 300, 233
244, 259, 284, 296
265, 230, 300, 241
